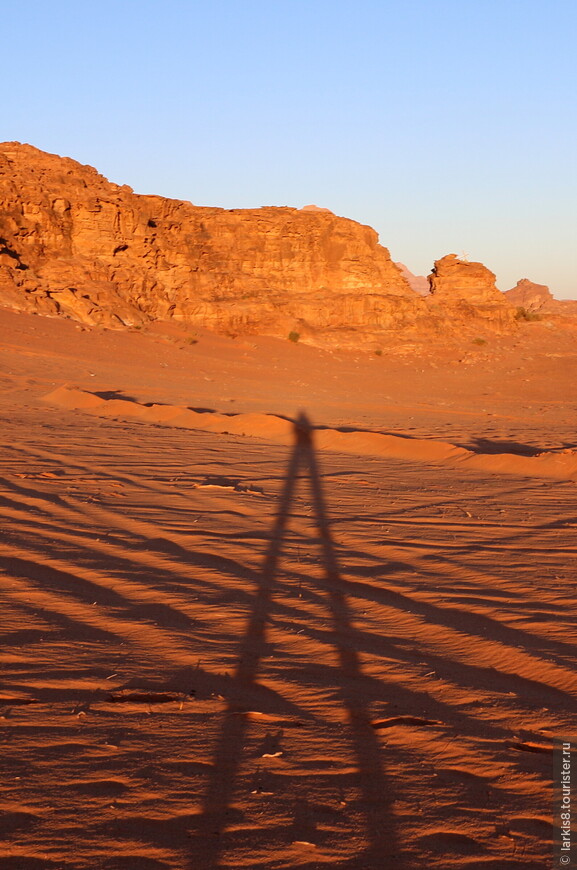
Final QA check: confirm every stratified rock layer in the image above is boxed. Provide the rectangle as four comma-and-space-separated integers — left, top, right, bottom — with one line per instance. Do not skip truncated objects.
395, 262, 430, 296
505, 278, 577, 317
0, 142, 422, 340
505, 278, 554, 312
427, 254, 516, 331
0, 143, 522, 342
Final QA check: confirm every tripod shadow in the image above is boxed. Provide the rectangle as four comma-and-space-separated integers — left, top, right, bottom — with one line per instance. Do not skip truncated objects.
195, 413, 399, 868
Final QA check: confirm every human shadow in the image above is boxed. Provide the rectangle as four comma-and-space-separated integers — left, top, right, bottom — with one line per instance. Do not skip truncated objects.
193, 413, 400, 869
80, 391, 576, 461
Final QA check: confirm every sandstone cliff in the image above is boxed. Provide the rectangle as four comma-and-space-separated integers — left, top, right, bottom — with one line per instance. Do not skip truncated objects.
505, 279, 577, 317
427, 254, 517, 332
0, 143, 520, 343
0, 142, 423, 341
505, 278, 553, 312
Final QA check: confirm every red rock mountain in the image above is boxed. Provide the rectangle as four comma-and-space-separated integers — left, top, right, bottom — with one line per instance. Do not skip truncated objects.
0, 142, 517, 342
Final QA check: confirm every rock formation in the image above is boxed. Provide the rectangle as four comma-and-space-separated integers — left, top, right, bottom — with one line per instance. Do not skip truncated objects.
427, 254, 516, 331
505, 278, 577, 317
0, 142, 521, 342
505, 278, 553, 312
0, 142, 423, 341
395, 262, 429, 296
299, 204, 334, 214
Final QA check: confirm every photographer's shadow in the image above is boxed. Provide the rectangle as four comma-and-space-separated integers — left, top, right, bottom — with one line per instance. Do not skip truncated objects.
194, 413, 400, 869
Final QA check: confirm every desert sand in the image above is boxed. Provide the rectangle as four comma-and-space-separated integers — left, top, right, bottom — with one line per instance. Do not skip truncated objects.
1, 308, 577, 869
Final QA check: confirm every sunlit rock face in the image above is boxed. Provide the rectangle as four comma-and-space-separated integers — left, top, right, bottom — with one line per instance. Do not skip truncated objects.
0, 142, 422, 340
504, 278, 577, 317
505, 278, 554, 312
426, 254, 517, 332
0, 143, 521, 343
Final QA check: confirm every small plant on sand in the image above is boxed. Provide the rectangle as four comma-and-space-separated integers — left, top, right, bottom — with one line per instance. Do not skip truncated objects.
288, 331, 300, 343
374, 349, 383, 356
185, 334, 198, 345
515, 306, 542, 322
472, 337, 487, 346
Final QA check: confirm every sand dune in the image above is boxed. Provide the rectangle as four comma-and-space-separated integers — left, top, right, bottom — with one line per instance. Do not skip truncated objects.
45, 383, 577, 483
1, 309, 576, 868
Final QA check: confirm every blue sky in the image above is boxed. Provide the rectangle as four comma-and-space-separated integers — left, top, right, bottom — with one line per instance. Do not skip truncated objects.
4, 0, 576, 296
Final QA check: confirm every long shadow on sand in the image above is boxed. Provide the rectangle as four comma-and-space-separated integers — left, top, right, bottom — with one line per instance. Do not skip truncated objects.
77, 389, 574, 457
194, 413, 399, 869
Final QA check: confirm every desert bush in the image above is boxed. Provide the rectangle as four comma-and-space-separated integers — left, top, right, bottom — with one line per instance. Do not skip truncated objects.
515, 306, 542, 322
472, 337, 487, 346
374, 349, 383, 356
288, 331, 300, 343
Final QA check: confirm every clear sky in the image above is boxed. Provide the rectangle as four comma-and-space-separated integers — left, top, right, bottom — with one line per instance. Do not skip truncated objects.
4, 0, 576, 296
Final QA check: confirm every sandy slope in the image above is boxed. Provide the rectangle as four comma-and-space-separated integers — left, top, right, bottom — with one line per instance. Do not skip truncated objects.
1, 309, 576, 869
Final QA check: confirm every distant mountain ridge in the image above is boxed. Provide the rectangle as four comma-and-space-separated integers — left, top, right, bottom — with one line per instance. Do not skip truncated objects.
395, 262, 429, 296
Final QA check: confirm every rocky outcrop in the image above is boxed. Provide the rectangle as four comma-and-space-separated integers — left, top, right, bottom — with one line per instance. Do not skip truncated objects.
428, 254, 504, 304
0, 142, 422, 341
426, 254, 517, 331
299, 204, 334, 214
395, 262, 429, 296
505, 279, 577, 317
505, 279, 553, 312
0, 143, 522, 342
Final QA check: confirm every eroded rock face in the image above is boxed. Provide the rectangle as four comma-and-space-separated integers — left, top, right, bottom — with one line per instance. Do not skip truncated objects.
505, 279, 553, 312
0, 143, 523, 342
395, 262, 429, 296
0, 142, 422, 340
428, 254, 502, 303
427, 254, 516, 331
504, 278, 577, 317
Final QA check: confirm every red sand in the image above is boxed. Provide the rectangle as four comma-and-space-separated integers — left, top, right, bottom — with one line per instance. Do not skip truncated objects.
44, 383, 577, 482
1, 308, 576, 869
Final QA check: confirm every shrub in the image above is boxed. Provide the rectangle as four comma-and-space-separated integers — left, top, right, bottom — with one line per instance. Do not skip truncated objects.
374, 349, 383, 356
288, 331, 300, 343
515, 306, 542, 322
472, 337, 487, 346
